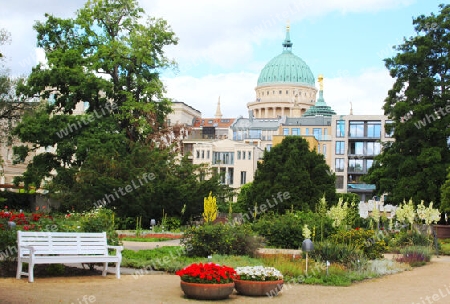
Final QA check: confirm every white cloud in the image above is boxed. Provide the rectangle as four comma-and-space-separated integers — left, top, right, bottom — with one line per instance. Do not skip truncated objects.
162, 72, 257, 118
163, 67, 395, 119
325, 68, 395, 116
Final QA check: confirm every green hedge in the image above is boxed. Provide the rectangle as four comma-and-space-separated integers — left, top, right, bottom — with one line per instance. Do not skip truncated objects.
252, 211, 334, 249
181, 223, 262, 257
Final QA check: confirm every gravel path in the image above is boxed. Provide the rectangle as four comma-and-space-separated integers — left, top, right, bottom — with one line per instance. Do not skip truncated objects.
2, 240, 450, 304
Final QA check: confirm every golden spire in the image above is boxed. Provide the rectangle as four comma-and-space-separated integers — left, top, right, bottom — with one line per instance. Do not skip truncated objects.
318, 74, 324, 91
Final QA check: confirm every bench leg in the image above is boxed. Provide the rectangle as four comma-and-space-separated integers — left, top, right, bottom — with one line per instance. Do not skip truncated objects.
102, 262, 108, 276
115, 262, 120, 279
28, 263, 34, 283
16, 260, 22, 279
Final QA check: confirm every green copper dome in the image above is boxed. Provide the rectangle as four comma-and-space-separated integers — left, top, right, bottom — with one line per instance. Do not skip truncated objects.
257, 27, 315, 87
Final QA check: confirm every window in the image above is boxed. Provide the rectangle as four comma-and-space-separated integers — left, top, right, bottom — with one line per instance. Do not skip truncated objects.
336, 176, 344, 189
249, 129, 261, 139
305, 128, 309, 135
366, 159, 374, 170
240, 171, 247, 185
248, 151, 251, 160
242, 151, 246, 159
313, 128, 322, 140
279, 90, 282, 94
366, 142, 381, 155
286, 90, 289, 94
237, 151, 241, 160
349, 121, 364, 137
266, 144, 272, 152
367, 122, 381, 138
348, 159, 364, 172
336, 120, 345, 137
335, 141, 345, 155
207, 150, 210, 159
196, 150, 200, 158
335, 158, 344, 172
283, 128, 289, 135
213, 152, 234, 165
201, 150, 204, 159
292, 128, 300, 135
350, 142, 364, 155
317, 144, 320, 153
323, 144, 326, 155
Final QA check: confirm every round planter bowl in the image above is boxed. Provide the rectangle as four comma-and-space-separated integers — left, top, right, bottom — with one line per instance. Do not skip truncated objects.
234, 279, 283, 297
180, 281, 235, 300
433, 225, 450, 239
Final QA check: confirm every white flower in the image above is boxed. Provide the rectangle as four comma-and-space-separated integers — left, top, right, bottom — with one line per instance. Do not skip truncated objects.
302, 224, 311, 239
235, 266, 283, 281
327, 197, 348, 228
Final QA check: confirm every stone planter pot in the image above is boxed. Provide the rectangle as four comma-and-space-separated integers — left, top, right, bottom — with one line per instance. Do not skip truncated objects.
433, 225, 450, 239
180, 281, 234, 300
234, 279, 283, 297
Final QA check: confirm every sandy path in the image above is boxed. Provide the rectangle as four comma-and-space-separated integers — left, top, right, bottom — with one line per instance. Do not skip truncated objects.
1, 256, 450, 304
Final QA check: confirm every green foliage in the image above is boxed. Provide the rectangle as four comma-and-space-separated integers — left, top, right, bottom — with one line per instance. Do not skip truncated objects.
0, 226, 17, 261
181, 223, 262, 257
79, 208, 120, 245
310, 241, 364, 266
396, 246, 432, 267
234, 182, 252, 213
164, 216, 181, 231
252, 211, 334, 249
246, 137, 336, 212
440, 167, 450, 214
0, 192, 33, 210
329, 229, 387, 260
388, 230, 432, 249
365, 4, 450, 205
46, 264, 65, 276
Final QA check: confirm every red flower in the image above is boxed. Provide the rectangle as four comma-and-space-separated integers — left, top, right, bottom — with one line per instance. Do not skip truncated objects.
176, 263, 238, 284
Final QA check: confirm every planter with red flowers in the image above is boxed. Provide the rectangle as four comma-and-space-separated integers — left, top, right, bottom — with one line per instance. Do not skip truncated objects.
176, 262, 238, 300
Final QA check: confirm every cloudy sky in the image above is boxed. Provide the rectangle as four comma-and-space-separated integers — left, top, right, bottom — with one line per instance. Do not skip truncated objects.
0, 0, 443, 118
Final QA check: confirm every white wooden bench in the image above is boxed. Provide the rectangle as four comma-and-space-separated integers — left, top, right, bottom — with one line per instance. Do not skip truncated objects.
16, 231, 123, 283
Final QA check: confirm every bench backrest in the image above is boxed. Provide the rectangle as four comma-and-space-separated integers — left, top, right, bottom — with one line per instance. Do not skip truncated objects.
17, 231, 109, 256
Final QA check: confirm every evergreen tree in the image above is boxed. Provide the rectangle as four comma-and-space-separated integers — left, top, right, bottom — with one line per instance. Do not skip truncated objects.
365, 4, 450, 206
246, 136, 336, 213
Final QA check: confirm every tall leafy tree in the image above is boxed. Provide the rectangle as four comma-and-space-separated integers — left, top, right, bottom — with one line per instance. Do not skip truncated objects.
245, 136, 336, 213
11, 0, 226, 223
13, 0, 178, 189
0, 29, 34, 165
365, 4, 450, 206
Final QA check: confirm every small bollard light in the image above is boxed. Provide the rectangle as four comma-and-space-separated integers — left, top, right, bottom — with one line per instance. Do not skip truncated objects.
208, 255, 212, 262
7, 221, 16, 230
326, 260, 330, 276
302, 239, 314, 275
150, 219, 156, 230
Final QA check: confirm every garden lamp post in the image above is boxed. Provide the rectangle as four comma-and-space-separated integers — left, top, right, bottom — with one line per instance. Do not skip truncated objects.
302, 238, 314, 275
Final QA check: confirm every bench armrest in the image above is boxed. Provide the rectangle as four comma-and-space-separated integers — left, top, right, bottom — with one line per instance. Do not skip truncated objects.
19, 245, 36, 253
107, 245, 124, 253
